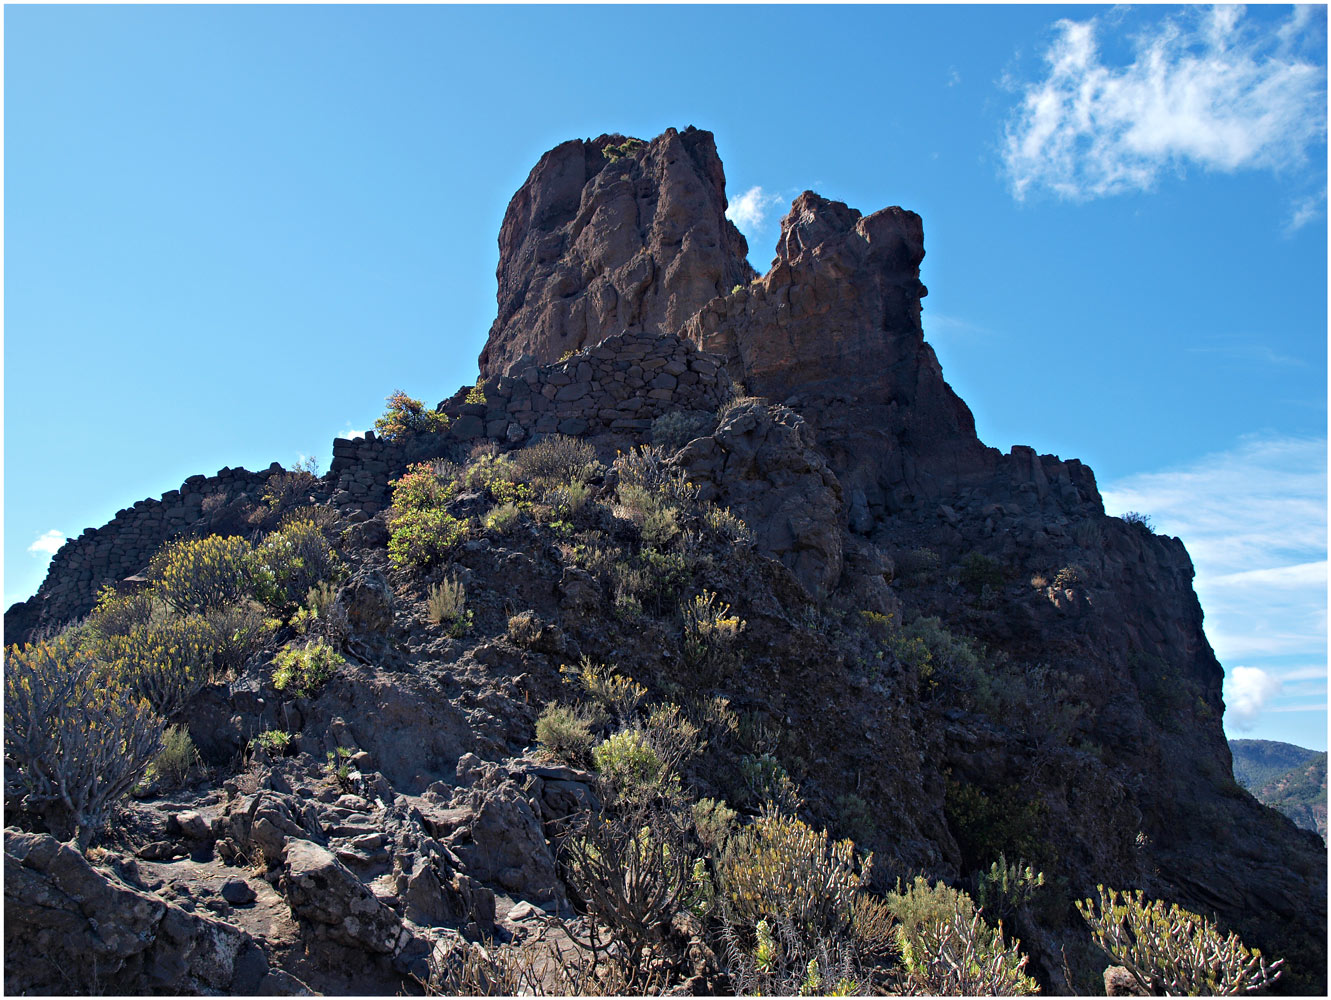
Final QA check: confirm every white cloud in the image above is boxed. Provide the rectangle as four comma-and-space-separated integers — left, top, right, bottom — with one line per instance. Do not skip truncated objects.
1285, 190, 1326, 234
337, 428, 367, 440
1225, 665, 1284, 729
1101, 434, 1326, 670
1004, 6, 1327, 200
27, 530, 66, 557
726, 186, 786, 235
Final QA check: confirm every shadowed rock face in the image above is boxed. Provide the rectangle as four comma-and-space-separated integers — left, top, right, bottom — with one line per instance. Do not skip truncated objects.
685, 190, 997, 509
478, 127, 756, 377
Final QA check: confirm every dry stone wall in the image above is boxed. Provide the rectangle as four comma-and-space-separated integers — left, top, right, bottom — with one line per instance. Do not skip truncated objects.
6, 464, 290, 642
329, 330, 731, 508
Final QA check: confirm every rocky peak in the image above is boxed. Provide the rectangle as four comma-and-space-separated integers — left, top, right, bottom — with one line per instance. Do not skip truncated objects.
478, 126, 755, 377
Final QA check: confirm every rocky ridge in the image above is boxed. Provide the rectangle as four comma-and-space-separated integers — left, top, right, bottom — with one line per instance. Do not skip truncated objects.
5, 127, 1325, 995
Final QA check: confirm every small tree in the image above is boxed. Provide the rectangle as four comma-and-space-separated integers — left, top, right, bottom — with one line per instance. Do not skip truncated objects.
1076, 886, 1282, 996
5, 636, 163, 848
375, 390, 450, 441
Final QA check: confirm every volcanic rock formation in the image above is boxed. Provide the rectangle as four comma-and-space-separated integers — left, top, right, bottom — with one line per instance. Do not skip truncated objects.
479, 128, 755, 376
5, 126, 1325, 996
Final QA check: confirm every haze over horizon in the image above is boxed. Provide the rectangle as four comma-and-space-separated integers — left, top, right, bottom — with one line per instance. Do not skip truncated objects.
5, 4, 1326, 749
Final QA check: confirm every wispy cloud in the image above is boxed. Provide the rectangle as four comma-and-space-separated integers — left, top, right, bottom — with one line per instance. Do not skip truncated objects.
1102, 434, 1326, 734
337, 426, 367, 441
726, 186, 787, 235
27, 530, 66, 557
1186, 341, 1308, 368
1004, 6, 1327, 200
925, 311, 996, 339
1285, 190, 1327, 235
1225, 666, 1284, 730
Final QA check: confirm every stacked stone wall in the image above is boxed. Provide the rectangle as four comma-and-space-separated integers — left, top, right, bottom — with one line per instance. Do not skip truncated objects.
7, 464, 287, 641
328, 331, 731, 509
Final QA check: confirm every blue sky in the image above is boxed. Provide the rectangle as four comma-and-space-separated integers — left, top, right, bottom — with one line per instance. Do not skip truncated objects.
5, 5, 1326, 750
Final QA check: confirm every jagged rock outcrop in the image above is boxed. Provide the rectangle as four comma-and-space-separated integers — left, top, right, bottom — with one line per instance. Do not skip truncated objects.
4, 830, 302, 994
5, 126, 1326, 996
478, 127, 755, 376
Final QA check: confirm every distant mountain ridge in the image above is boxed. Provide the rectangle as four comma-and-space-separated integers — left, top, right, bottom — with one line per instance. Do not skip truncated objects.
1231, 739, 1327, 839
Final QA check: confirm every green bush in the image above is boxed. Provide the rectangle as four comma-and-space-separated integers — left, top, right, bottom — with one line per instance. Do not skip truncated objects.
85, 585, 158, 640
428, 575, 471, 636
253, 729, 293, 755
374, 390, 450, 441
387, 463, 467, 569
514, 434, 602, 486
535, 702, 596, 764
271, 640, 344, 698
894, 547, 941, 583
566, 657, 646, 723
96, 614, 215, 718
202, 601, 275, 675
147, 535, 264, 614
651, 410, 716, 453
1076, 886, 1283, 995
1122, 511, 1155, 534
485, 501, 522, 534
148, 724, 202, 788
945, 778, 1049, 868
974, 854, 1046, 924
258, 515, 343, 606
692, 797, 737, 852
887, 875, 1037, 995
720, 809, 869, 937
5, 635, 163, 847
593, 729, 664, 799
681, 590, 745, 673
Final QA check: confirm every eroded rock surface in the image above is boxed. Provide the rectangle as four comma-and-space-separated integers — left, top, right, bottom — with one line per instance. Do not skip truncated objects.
478, 127, 755, 376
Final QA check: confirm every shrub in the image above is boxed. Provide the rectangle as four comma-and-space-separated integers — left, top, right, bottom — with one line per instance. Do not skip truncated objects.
904, 907, 1038, 995
593, 729, 665, 800
1076, 886, 1283, 995
271, 640, 344, 698
602, 136, 646, 161
258, 516, 342, 607
834, 793, 876, 845
716, 394, 763, 425
203, 601, 275, 675
945, 779, 1049, 868
97, 614, 214, 718
149, 724, 202, 788
388, 464, 467, 569
894, 546, 941, 583
464, 379, 487, 405
485, 501, 522, 534
613, 445, 697, 504
5, 636, 162, 847
86, 584, 158, 639
253, 459, 321, 522
514, 434, 603, 486
1122, 511, 1155, 533
651, 410, 716, 453
566, 657, 646, 723
427, 575, 471, 636
692, 797, 738, 853
535, 702, 596, 764
643, 702, 703, 776
887, 875, 1036, 994
974, 854, 1046, 924
720, 809, 869, 938
560, 809, 693, 988
1052, 563, 1087, 590
253, 729, 293, 755
147, 535, 264, 614
375, 390, 450, 441
734, 751, 803, 813
703, 504, 753, 545
681, 590, 745, 673
889, 615, 981, 688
